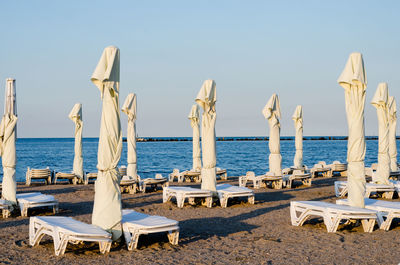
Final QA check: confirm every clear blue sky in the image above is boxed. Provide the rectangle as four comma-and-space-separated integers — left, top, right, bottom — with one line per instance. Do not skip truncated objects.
1, 0, 399, 137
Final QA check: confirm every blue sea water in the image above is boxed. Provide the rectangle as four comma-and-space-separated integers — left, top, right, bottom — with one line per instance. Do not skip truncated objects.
2, 138, 399, 182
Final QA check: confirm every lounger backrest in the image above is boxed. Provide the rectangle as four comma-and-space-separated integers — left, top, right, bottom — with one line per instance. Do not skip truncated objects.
293, 170, 302, 175
155, 173, 163, 179
246, 171, 255, 177
282, 168, 290, 175
333, 161, 340, 164
29, 168, 52, 178
172, 169, 179, 174
318, 161, 327, 166
266, 172, 275, 177
314, 164, 322, 169
118, 167, 127, 176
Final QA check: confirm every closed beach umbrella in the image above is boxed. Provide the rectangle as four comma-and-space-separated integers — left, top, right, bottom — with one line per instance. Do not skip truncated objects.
337, 52, 367, 208
262, 94, 282, 176
188, 104, 201, 171
196, 80, 217, 191
388, 96, 397, 172
371, 83, 390, 184
68, 103, 83, 182
91, 46, 123, 240
292, 105, 303, 169
122, 93, 137, 180
0, 78, 17, 208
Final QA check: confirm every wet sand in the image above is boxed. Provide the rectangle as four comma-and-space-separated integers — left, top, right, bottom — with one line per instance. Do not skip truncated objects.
1, 177, 399, 265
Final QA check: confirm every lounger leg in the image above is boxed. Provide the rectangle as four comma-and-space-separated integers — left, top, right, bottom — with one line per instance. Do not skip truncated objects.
167, 230, 179, 245
324, 215, 338, 233
99, 241, 112, 254
2, 209, 10, 218
220, 197, 228, 208
21, 206, 28, 217
53, 204, 59, 214
141, 184, 147, 193
248, 196, 255, 205
360, 219, 375, 233
206, 197, 212, 208
383, 191, 394, 199
176, 194, 184, 208
188, 197, 195, 205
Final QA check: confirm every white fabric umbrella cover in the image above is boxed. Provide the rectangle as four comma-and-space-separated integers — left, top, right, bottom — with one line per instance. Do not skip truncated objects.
337, 52, 367, 207
262, 93, 282, 176
68, 103, 83, 181
388, 96, 397, 172
196, 80, 217, 191
122, 93, 137, 180
91, 46, 123, 240
371, 83, 390, 184
188, 104, 201, 171
1, 78, 17, 208
292, 105, 303, 168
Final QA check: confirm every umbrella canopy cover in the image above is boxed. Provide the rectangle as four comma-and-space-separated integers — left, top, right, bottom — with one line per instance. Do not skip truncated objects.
388, 96, 397, 172
196, 80, 217, 191
122, 93, 137, 180
91, 46, 123, 240
68, 103, 83, 181
292, 105, 303, 168
371, 83, 390, 184
262, 93, 282, 176
337, 52, 367, 208
1, 78, 17, 208
188, 104, 201, 171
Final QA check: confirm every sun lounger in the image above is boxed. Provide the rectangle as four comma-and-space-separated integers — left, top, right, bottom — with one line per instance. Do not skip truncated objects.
216, 184, 254, 208
84, 172, 97, 185
334, 180, 395, 199
169, 169, 184, 183
54, 172, 80, 185
262, 172, 283, 189
16, 192, 59, 217
283, 169, 312, 188
329, 161, 347, 176
29, 216, 112, 256
122, 209, 179, 250
0, 199, 11, 218
163, 186, 213, 208
239, 171, 264, 189
290, 201, 377, 233
120, 176, 138, 194
310, 163, 332, 178
216, 168, 228, 180
336, 198, 400, 231
179, 170, 201, 183
25, 167, 53, 186
140, 174, 169, 193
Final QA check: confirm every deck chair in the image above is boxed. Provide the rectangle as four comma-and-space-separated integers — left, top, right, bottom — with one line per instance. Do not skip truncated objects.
337, 198, 400, 231
290, 201, 377, 233
54, 172, 80, 185
163, 186, 213, 208
283, 169, 312, 188
216, 184, 254, 208
29, 216, 112, 256
17, 192, 59, 217
329, 161, 347, 176
122, 209, 179, 250
169, 169, 184, 183
25, 167, 53, 186
120, 176, 138, 194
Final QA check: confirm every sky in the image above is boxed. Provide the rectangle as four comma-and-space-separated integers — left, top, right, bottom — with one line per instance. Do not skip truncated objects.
1, 0, 399, 138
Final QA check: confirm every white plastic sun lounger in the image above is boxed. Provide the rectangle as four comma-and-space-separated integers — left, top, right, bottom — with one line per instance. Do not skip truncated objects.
216, 184, 254, 208
336, 198, 400, 231
0, 199, 11, 218
169, 169, 184, 183
29, 216, 112, 256
163, 186, 213, 208
290, 201, 377, 233
283, 169, 312, 188
239, 171, 265, 189
140, 174, 169, 193
54, 172, 80, 185
334, 181, 395, 199
329, 161, 347, 176
84, 172, 97, 185
25, 167, 53, 186
216, 168, 228, 180
122, 209, 179, 250
120, 176, 138, 194
17, 192, 59, 217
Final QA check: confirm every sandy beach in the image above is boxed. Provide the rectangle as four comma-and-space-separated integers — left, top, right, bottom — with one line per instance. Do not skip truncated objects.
0, 177, 399, 265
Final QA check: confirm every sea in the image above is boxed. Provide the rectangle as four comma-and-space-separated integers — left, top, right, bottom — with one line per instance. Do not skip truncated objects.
2, 137, 399, 182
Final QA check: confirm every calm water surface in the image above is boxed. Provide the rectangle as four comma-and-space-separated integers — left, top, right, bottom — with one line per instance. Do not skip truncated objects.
3, 138, 399, 182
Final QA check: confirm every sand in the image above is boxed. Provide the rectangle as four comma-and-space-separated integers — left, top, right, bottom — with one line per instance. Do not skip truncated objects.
1, 177, 400, 265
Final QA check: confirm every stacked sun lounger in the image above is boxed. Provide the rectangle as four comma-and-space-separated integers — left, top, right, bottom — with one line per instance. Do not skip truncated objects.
26, 167, 53, 186
334, 181, 395, 199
